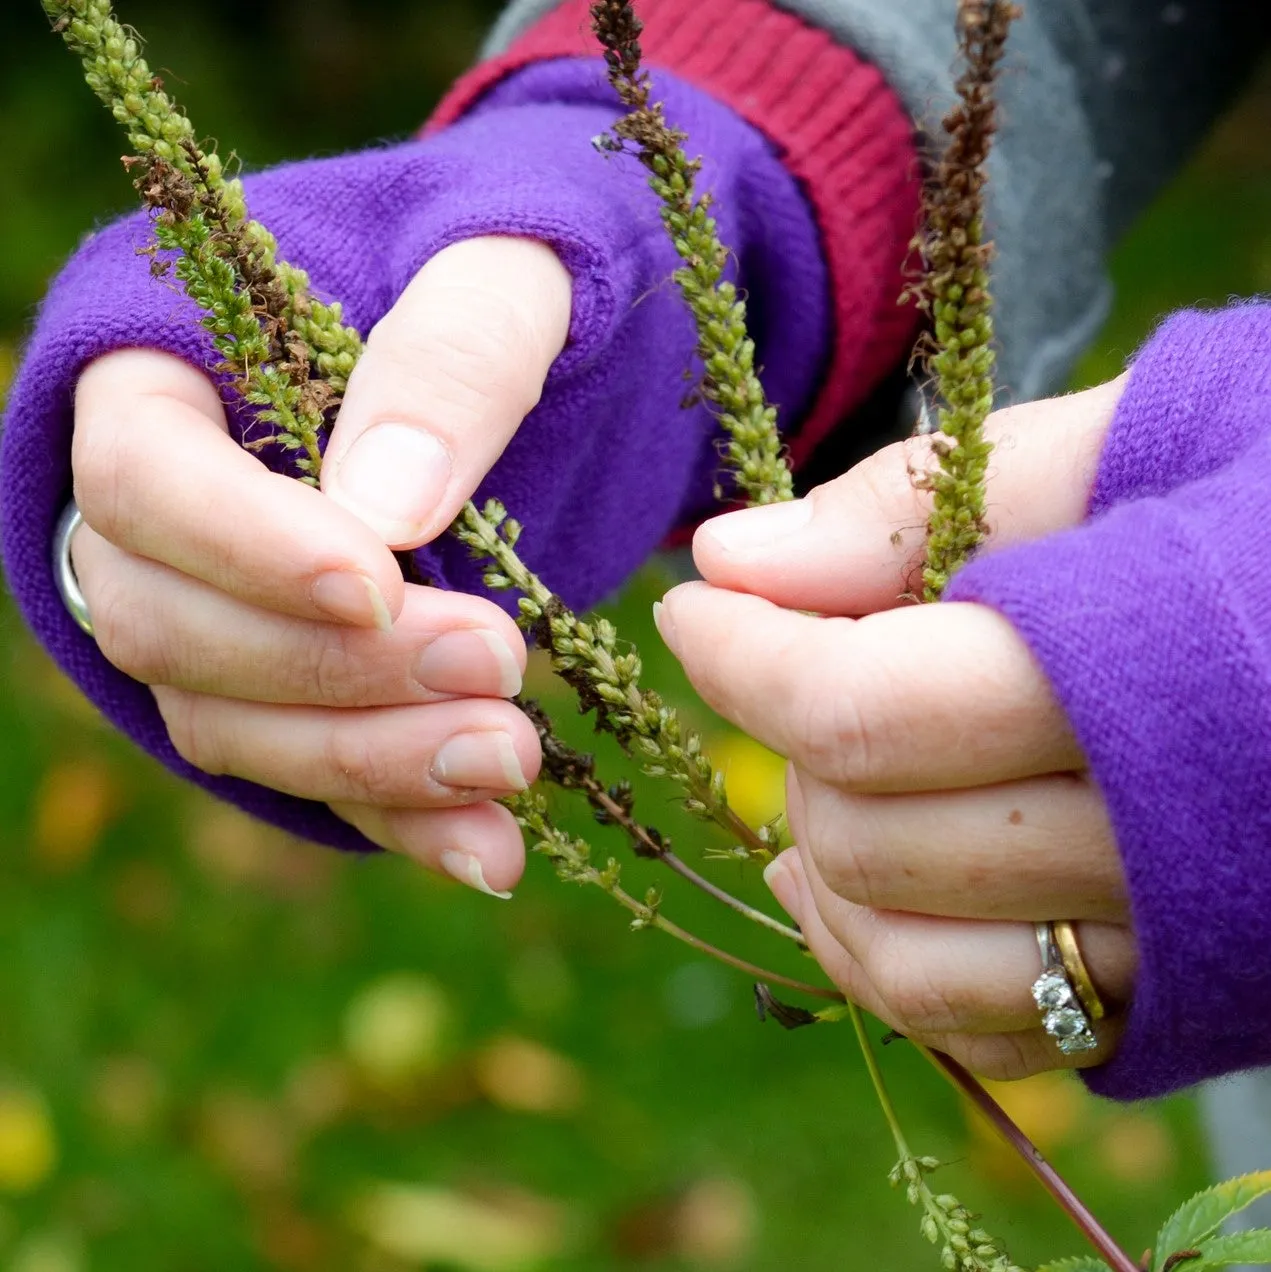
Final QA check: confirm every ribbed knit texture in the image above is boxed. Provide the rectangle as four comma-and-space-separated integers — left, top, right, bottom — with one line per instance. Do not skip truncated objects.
429, 0, 922, 463
0, 64, 831, 853
948, 306, 1271, 1101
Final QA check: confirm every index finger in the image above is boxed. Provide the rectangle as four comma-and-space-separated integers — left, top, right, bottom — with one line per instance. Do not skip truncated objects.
657, 582, 1083, 791
692, 377, 1126, 616
73, 349, 407, 627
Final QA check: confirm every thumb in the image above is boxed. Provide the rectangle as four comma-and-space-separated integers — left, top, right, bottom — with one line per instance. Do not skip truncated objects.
322, 236, 572, 549
692, 374, 1127, 615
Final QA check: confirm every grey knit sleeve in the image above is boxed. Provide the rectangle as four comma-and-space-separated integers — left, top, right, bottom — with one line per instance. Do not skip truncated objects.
480, 0, 1268, 403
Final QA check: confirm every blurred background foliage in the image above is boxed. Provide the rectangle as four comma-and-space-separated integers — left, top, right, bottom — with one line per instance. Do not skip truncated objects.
0, 2, 1268, 1269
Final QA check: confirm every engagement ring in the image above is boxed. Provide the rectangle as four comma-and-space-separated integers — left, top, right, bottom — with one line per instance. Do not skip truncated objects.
1032, 920, 1099, 1055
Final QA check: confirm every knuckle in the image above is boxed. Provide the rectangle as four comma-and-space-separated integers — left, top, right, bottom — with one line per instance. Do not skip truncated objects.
324, 724, 406, 805
73, 426, 136, 545
446, 285, 541, 365
855, 439, 928, 522
800, 678, 878, 788
797, 628, 903, 789
713, 626, 761, 713
157, 691, 221, 774
682, 615, 757, 723
184, 488, 243, 579
844, 448, 897, 514
305, 630, 374, 710
809, 825, 880, 909
87, 576, 175, 686
875, 951, 963, 1036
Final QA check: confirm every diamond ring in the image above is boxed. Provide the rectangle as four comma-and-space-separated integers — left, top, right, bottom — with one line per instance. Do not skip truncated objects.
1032, 921, 1098, 1055
53, 501, 94, 638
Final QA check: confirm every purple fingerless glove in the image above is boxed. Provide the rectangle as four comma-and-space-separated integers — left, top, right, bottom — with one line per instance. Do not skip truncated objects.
0, 62, 828, 851
948, 305, 1271, 1100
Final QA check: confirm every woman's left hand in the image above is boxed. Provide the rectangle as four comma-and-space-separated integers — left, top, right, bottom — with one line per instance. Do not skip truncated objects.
655, 379, 1137, 1080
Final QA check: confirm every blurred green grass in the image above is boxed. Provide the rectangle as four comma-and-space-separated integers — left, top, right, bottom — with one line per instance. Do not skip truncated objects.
0, 5, 1267, 1269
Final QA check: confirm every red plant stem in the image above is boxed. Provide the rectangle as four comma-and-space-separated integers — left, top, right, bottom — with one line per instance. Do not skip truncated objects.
924, 1047, 1140, 1272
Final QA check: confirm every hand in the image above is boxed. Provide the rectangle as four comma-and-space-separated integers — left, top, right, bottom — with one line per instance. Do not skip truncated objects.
69, 236, 572, 896
656, 378, 1138, 1079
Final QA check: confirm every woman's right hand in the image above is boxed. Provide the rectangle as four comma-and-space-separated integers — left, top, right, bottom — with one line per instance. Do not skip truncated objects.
67, 236, 575, 898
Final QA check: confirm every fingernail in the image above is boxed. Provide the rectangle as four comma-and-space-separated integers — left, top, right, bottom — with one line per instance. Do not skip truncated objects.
705, 498, 813, 554
329, 423, 453, 545
415, 629, 523, 698
440, 849, 513, 899
310, 570, 393, 631
763, 853, 802, 923
652, 599, 677, 652
433, 731, 528, 791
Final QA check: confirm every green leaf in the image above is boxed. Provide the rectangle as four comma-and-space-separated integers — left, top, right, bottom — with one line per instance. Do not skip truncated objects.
1188, 1229, 1271, 1269
1155, 1173, 1271, 1270
1034, 1258, 1112, 1272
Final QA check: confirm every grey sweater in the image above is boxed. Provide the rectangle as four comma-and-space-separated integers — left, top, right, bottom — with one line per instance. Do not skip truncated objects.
484, 0, 1267, 405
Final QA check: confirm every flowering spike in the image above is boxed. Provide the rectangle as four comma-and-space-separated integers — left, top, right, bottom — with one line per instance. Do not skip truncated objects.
910, 0, 1020, 600
590, 0, 793, 507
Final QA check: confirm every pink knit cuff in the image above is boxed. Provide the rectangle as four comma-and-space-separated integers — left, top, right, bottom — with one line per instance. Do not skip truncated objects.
427, 0, 922, 466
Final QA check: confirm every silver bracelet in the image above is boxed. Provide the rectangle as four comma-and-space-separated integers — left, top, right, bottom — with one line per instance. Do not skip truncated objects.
53, 501, 94, 637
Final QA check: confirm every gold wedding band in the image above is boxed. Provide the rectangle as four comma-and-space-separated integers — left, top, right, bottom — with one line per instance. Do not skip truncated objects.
1052, 920, 1106, 1021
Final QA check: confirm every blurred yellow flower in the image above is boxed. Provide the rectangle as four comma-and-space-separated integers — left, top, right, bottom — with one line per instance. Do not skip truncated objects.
674, 1177, 758, 1266
0, 1089, 57, 1194
473, 1036, 584, 1115
197, 1089, 295, 1192
8, 1229, 83, 1272
709, 733, 787, 828
32, 756, 120, 873
88, 1054, 166, 1139
348, 1182, 573, 1270
343, 973, 452, 1089
967, 1073, 1176, 1192
1095, 1110, 1177, 1185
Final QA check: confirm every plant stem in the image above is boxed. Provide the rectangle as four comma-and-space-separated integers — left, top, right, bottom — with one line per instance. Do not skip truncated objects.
590, 0, 793, 507
562, 768, 802, 944
43, 0, 362, 392
510, 789, 837, 1002
660, 849, 801, 942
847, 1002, 913, 1156
455, 503, 768, 860
848, 1005, 1028, 1272
651, 912, 838, 1000
128, 154, 327, 482
921, 1047, 1141, 1272
523, 698, 805, 944
912, 0, 1019, 600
